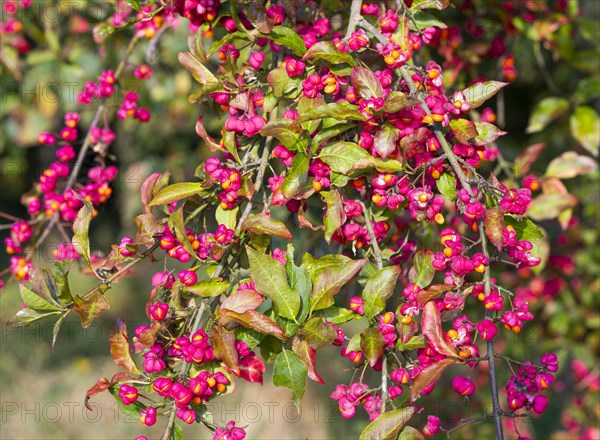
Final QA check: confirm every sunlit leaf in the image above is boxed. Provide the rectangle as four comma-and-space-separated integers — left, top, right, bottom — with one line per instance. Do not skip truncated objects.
359, 407, 418, 440
273, 349, 307, 408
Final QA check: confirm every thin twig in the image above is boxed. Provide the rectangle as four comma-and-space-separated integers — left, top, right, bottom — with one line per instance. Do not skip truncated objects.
345, 0, 363, 40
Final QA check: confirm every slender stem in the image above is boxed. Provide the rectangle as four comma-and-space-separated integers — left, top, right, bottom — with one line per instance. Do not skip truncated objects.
358, 201, 383, 270
381, 355, 388, 413
533, 43, 563, 96
345, 0, 363, 40
79, 240, 161, 302
357, 16, 389, 45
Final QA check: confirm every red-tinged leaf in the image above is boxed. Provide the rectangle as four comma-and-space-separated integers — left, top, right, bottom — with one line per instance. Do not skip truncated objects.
400, 127, 430, 152
408, 250, 435, 288
351, 66, 384, 100
238, 354, 266, 384
462, 81, 508, 109
321, 190, 346, 244
133, 321, 161, 353
178, 51, 222, 96
73, 293, 110, 329
85, 377, 111, 411
374, 124, 400, 158
485, 207, 506, 251
421, 301, 457, 358
471, 121, 507, 146
360, 327, 385, 367
527, 193, 578, 221
292, 337, 324, 384
304, 254, 367, 311
410, 358, 456, 402
545, 151, 598, 179
210, 325, 240, 375
218, 309, 287, 339
416, 284, 456, 308
396, 320, 419, 345
449, 118, 478, 143
109, 320, 140, 375
196, 116, 222, 152
359, 406, 418, 440
110, 372, 134, 384
514, 143, 546, 177
220, 289, 264, 313
241, 214, 293, 239
140, 171, 169, 209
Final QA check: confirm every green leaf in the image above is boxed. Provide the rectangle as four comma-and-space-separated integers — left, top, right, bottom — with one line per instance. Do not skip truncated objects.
262, 26, 307, 57
302, 317, 337, 348
362, 265, 400, 320
187, 279, 230, 297
19, 284, 60, 312
207, 31, 252, 57
72, 199, 96, 274
282, 152, 309, 199
374, 124, 400, 158
321, 190, 346, 244
215, 205, 239, 230
472, 121, 506, 146
178, 52, 223, 98
125, 0, 141, 11
570, 106, 600, 156
169, 206, 200, 261
462, 81, 508, 109
8, 308, 61, 327
526, 97, 570, 134
304, 254, 366, 312
312, 119, 356, 149
348, 157, 403, 173
260, 119, 306, 151
246, 246, 300, 320
316, 306, 356, 325
318, 141, 370, 174
359, 407, 417, 440
503, 216, 544, 241
409, 11, 448, 30
303, 40, 355, 65
398, 426, 426, 440
267, 65, 299, 98
408, 250, 435, 288
286, 245, 312, 324
73, 293, 110, 329
292, 337, 324, 383
396, 335, 427, 351
149, 182, 205, 206
437, 173, 457, 201
351, 66, 384, 99
449, 118, 478, 143
545, 151, 598, 179
51, 261, 73, 304
360, 327, 385, 367
242, 214, 293, 239
295, 101, 366, 123
575, 75, 600, 104
273, 349, 307, 408
52, 312, 68, 352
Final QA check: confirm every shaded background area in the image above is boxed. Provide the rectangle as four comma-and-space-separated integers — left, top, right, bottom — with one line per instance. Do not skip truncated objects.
1, 1, 599, 439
